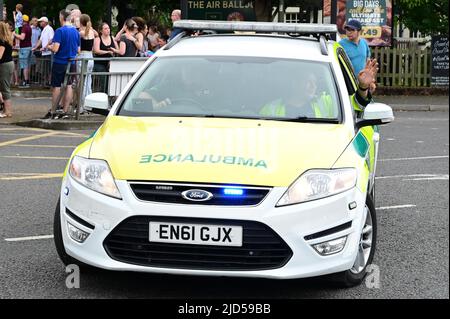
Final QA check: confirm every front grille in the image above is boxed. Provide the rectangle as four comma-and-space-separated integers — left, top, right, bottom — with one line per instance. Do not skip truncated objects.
129, 182, 271, 206
104, 216, 293, 271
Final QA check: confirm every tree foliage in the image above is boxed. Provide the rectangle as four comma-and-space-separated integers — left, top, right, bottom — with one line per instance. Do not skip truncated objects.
396, 0, 449, 35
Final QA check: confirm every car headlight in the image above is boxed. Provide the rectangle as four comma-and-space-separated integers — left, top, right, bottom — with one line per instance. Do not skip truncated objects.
69, 156, 122, 199
276, 168, 357, 207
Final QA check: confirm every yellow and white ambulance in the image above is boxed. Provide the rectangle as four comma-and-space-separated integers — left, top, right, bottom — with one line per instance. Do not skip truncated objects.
54, 21, 393, 287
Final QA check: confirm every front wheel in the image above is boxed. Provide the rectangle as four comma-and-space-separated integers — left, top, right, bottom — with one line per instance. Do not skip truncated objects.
327, 195, 377, 287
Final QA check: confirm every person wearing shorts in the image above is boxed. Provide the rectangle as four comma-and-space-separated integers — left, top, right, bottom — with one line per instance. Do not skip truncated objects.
51, 62, 76, 88
43, 9, 80, 120
14, 14, 32, 87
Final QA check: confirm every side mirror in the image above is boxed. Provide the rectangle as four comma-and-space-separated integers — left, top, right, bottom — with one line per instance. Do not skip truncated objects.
84, 93, 110, 116
356, 103, 394, 129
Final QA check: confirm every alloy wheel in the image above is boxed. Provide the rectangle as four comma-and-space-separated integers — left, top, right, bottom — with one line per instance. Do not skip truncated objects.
350, 204, 373, 274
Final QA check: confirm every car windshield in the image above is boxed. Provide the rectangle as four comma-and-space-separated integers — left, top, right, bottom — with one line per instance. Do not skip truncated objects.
118, 56, 341, 122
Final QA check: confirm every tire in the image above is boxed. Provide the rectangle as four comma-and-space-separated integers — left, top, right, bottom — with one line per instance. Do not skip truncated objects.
53, 198, 97, 272
370, 182, 376, 204
326, 195, 377, 288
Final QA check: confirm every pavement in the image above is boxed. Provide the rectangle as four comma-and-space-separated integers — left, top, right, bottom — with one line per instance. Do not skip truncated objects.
374, 95, 449, 112
1, 89, 449, 130
2, 92, 106, 130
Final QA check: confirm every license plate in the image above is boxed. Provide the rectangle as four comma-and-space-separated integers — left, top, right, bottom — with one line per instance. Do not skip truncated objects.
149, 222, 243, 247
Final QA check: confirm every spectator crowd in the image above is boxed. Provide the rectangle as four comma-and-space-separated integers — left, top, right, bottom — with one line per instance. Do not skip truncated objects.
0, 3, 182, 119
1, 4, 376, 120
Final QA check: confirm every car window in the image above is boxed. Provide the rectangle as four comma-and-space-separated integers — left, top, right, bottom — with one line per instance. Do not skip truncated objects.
118, 56, 341, 121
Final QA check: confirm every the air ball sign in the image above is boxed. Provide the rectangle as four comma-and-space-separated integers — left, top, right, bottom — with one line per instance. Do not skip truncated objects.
182, 0, 256, 21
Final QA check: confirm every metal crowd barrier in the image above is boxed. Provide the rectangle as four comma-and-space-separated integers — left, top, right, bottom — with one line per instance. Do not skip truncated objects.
51, 57, 148, 120
12, 55, 53, 87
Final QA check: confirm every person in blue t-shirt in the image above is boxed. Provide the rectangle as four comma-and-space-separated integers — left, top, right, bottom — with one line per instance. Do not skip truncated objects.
339, 19, 376, 93
44, 9, 80, 119
339, 20, 371, 75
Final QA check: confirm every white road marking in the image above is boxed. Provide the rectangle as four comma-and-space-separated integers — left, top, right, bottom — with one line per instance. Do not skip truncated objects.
376, 174, 449, 180
4, 235, 54, 242
416, 141, 424, 143
379, 155, 449, 162
386, 138, 396, 141
404, 176, 449, 181
376, 205, 416, 210
0, 155, 69, 160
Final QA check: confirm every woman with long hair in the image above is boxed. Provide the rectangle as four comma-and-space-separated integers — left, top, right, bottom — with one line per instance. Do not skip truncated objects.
115, 19, 138, 57
132, 16, 148, 57
93, 22, 119, 93
0, 21, 14, 118
78, 14, 95, 113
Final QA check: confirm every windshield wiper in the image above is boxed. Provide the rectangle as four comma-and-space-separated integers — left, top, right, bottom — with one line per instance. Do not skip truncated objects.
265, 116, 340, 124
197, 114, 259, 119
120, 112, 339, 124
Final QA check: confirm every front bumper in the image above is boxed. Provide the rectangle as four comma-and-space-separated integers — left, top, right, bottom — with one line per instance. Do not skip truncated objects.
59, 176, 367, 279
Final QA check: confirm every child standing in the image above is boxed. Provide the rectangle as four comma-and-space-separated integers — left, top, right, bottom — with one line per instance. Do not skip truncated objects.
13, 4, 23, 48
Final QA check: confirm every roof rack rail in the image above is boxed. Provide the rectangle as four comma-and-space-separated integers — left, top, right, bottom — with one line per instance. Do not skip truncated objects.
163, 31, 187, 50
319, 35, 329, 55
174, 20, 338, 37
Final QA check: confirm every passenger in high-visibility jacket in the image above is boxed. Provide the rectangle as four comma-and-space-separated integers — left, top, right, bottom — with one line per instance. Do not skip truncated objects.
260, 59, 377, 118
260, 91, 337, 118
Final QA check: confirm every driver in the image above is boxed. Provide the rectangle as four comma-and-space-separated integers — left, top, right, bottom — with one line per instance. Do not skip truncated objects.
137, 90, 172, 110
138, 64, 210, 110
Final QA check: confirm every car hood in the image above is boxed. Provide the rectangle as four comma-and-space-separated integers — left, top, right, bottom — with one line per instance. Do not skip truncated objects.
89, 116, 353, 187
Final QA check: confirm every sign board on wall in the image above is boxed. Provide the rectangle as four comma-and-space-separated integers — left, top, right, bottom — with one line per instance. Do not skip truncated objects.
324, 0, 393, 46
431, 36, 449, 87
182, 0, 256, 21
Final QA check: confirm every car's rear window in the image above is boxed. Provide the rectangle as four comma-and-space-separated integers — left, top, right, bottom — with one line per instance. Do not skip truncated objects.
118, 56, 341, 121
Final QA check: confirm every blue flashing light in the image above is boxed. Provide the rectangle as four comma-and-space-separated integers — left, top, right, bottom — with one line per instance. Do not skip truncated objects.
223, 188, 244, 196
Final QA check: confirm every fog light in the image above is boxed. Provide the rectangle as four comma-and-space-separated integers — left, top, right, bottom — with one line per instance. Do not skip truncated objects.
312, 236, 347, 256
67, 222, 90, 243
